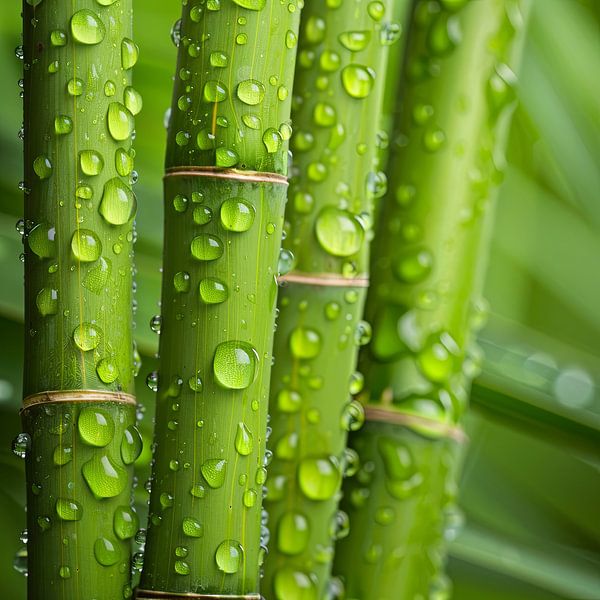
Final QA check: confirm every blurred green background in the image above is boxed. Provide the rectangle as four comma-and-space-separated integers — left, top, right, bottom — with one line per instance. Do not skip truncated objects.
1, 0, 598, 598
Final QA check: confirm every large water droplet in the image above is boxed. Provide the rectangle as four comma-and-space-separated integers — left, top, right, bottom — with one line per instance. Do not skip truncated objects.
234, 423, 253, 456
338, 30, 371, 51
320, 209, 364, 258
36, 287, 58, 316
33, 155, 53, 179
121, 424, 143, 464
182, 516, 203, 538
341, 64, 374, 99
82, 454, 128, 498
289, 327, 321, 359
71, 10, 106, 45
71, 229, 101, 262
79, 150, 104, 176
73, 322, 101, 351
78, 408, 114, 446
277, 512, 309, 555
215, 540, 243, 574
121, 38, 139, 70
220, 198, 255, 232
55, 498, 83, 521
198, 277, 228, 304
298, 456, 340, 500
12, 433, 31, 459
190, 234, 224, 261
107, 102, 133, 141
213, 341, 258, 389
28, 223, 56, 258
99, 178, 137, 225
113, 506, 139, 540
237, 79, 265, 105
94, 537, 120, 566
201, 458, 227, 488
274, 567, 317, 600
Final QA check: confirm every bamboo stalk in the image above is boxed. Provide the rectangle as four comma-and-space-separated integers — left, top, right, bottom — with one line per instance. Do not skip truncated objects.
20, 0, 141, 598
138, 1, 302, 597
261, 2, 412, 599
333, 1, 530, 598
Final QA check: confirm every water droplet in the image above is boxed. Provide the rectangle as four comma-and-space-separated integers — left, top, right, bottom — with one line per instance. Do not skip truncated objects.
50, 29, 67, 46
82, 454, 128, 498
53, 444, 72, 466
237, 79, 265, 105
394, 248, 433, 283
199, 277, 228, 304
215, 540, 243, 574
174, 271, 191, 293
190, 483, 205, 498
33, 155, 53, 179
59, 565, 71, 579
278, 248, 295, 275
338, 30, 371, 51
213, 341, 258, 389
36, 287, 58, 316
96, 358, 118, 383
315, 207, 364, 257
274, 567, 317, 600
73, 322, 101, 351
243, 489, 257, 507
190, 234, 224, 261
94, 537, 120, 566
313, 102, 336, 127
220, 198, 255, 232
71, 229, 101, 262
146, 371, 158, 392
54, 114, 73, 135
289, 327, 321, 359
12, 433, 30, 458
13, 546, 28, 577
107, 102, 133, 141
27, 223, 56, 258
150, 314, 162, 334
203, 80, 228, 103
368, 1, 385, 20
304, 15, 326, 44
341, 64, 374, 99
79, 150, 104, 176
423, 127, 446, 152
325, 301, 341, 320
121, 425, 143, 464
78, 407, 114, 446
242, 114, 261, 129
341, 399, 365, 431
174, 560, 190, 575
210, 51, 229, 67
121, 38, 139, 70
124, 86, 143, 116
71, 10, 106, 45
217, 147, 241, 167
56, 498, 83, 521
234, 423, 253, 456
182, 516, 203, 538
193, 205, 212, 225
83, 256, 111, 293
277, 389, 301, 413
113, 506, 139, 540
201, 458, 227, 488
67, 77, 84, 96
298, 457, 341, 500
260, 127, 282, 153
232, 0, 266, 10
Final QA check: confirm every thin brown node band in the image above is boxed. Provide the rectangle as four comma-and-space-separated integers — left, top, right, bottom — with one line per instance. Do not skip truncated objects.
279, 272, 369, 288
365, 406, 467, 444
164, 166, 288, 186
135, 591, 262, 600
22, 390, 137, 413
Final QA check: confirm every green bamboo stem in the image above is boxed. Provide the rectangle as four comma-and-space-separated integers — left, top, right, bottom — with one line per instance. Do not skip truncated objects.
138, 1, 302, 597
333, 1, 530, 598
21, 0, 141, 598
261, 3, 411, 599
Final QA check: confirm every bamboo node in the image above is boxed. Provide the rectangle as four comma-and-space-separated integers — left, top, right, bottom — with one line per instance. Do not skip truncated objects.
21, 390, 137, 413
364, 406, 467, 443
164, 166, 288, 186
278, 271, 369, 288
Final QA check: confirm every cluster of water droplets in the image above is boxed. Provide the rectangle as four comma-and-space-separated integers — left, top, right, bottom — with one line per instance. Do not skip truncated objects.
166, 0, 303, 171
13, 403, 142, 585
17, 0, 143, 392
